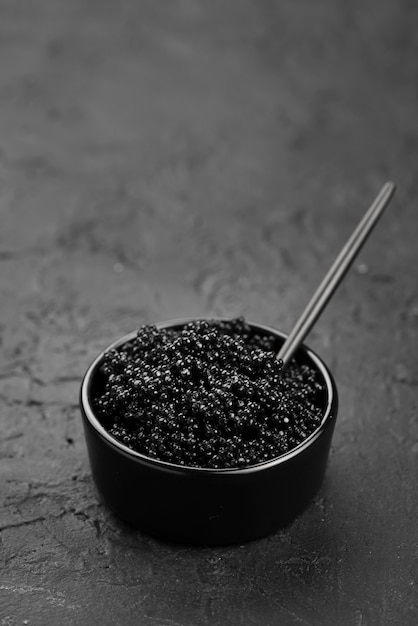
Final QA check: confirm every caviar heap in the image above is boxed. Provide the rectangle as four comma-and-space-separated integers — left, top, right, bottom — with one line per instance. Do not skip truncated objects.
95, 318, 325, 469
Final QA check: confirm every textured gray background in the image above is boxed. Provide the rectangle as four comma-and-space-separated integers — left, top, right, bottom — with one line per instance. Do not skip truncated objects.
1, 1, 417, 624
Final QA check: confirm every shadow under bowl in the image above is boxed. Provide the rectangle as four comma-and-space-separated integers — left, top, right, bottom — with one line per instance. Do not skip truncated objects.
80, 318, 338, 545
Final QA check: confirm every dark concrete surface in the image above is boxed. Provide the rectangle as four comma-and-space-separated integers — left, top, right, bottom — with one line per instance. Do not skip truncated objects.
1, 1, 417, 624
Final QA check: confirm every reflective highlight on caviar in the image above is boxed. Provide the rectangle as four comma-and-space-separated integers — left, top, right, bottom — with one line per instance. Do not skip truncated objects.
95, 318, 325, 469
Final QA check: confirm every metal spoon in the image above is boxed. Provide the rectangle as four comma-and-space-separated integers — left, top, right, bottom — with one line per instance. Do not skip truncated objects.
277, 181, 396, 367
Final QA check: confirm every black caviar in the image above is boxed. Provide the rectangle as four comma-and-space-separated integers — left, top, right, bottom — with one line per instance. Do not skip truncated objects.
94, 318, 326, 469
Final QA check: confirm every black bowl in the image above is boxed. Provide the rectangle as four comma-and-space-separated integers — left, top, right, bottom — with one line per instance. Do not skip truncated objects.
80, 318, 338, 545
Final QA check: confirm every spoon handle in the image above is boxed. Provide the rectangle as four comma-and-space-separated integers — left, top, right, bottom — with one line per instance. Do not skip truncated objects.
277, 181, 396, 367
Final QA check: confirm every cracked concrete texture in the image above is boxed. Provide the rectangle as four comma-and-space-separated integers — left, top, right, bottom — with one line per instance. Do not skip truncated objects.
1, 0, 417, 624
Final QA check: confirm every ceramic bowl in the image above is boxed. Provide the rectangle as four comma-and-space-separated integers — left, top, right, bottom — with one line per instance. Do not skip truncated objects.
80, 318, 338, 545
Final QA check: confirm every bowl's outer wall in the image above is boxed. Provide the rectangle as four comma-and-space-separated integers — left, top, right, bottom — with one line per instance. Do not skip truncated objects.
81, 408, 337, 545
80, 321, 338, 545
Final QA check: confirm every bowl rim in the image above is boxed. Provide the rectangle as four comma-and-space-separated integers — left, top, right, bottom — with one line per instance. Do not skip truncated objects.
80, 317, 337, 475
